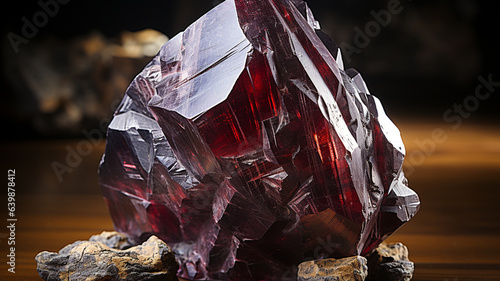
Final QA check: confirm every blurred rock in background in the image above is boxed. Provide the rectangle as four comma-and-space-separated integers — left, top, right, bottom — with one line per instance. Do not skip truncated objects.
2, 29, 167, 138
0, 0, 497, 139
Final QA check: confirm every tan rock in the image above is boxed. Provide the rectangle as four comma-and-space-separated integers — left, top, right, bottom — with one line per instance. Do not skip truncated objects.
298, 256, 368, 281
35, 235, 178, 281
366, 242, 414, 281
370, 242, 409, 263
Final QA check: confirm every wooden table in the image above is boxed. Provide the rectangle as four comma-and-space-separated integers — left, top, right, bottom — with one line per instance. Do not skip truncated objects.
1, 120, 499, 280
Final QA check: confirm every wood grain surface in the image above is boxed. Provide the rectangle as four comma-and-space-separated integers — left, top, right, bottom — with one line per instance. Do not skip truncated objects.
1, 121, 499, 280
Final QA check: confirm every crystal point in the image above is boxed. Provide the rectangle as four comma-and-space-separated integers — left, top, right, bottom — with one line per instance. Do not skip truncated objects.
99, 0, 420, 279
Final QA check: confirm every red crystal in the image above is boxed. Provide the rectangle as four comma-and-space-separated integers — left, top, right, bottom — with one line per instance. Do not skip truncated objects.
99, 0, 420, 280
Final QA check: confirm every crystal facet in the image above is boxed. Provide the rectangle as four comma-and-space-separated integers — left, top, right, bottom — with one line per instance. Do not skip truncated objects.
98, 0, 420, 280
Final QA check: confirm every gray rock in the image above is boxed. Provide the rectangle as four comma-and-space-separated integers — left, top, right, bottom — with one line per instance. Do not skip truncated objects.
366, 242, 414, 281
298, 256, 368, 281
35, 235, 178, 281
378, 261, 414, 281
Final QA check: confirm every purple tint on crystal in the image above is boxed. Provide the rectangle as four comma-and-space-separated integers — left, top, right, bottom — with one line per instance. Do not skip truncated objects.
98, 0, 420, 280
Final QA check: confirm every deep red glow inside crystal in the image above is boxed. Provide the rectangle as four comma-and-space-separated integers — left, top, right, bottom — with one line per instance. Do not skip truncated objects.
99, 0, 420, 280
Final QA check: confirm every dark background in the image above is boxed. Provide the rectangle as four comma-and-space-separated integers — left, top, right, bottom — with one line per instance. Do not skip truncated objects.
1, 0, 499, 139
0, 2, 499, 280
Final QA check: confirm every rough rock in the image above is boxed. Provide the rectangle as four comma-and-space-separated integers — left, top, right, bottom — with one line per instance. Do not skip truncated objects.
35, 235, 178, 281
298, 256, 368, 281
377, 261, 414, 281
366, 242, 414, 281
89, 231, 134, 250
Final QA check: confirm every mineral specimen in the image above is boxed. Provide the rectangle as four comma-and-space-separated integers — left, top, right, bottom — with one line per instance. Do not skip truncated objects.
98, 0, 420, 280
35, 235, 178, 281
298, 256, 368, 281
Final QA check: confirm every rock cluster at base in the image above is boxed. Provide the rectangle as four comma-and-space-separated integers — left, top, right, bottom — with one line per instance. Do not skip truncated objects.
36, 231, 414, 281
298, 242, 414, 281
35, 233, 178, 281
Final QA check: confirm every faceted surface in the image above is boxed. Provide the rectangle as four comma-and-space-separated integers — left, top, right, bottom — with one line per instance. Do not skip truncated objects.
98, 0, 420, 280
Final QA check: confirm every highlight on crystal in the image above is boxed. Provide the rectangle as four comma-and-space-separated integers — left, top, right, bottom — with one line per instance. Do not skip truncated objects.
98, 0, 420, 280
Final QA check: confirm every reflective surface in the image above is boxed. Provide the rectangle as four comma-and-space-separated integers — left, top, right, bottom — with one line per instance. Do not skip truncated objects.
0, 121, 498, 280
